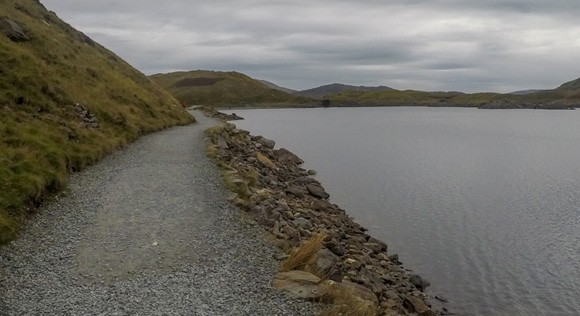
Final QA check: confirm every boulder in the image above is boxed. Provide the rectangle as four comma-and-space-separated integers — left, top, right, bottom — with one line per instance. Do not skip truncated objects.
325, 240, 346, 256
256, 152, 277, 169
0, 18, 29, 42
273, 270, 325, 299
389, 253, 402, 265
404, 295, 435, 316
311, 247, 339, 276
293, 217, 312, 230
409, 274, 430, 291
274, 148, 304, 166
286, 185, 306, 198
216, 136, 228, 149
306, 184, 330, 199
292, 176, 319, 185
341, 280, 379, 307
255, 136, 275, 149
364, 242, 387, 254
320, 280, 379, 314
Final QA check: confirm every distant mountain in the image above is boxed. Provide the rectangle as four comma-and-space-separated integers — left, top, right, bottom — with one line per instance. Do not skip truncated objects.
258, 80, 296, 94
294, 83, 395, 99
150, 70, 313, 107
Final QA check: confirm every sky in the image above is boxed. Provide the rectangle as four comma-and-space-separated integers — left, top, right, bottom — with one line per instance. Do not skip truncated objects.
40, 0, 580, 92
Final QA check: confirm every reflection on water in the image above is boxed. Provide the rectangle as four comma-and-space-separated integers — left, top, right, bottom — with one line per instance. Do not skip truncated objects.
228, 107, 580, 315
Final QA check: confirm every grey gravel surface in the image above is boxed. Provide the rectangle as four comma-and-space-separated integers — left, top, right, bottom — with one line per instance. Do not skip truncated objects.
0, 111, 314, 316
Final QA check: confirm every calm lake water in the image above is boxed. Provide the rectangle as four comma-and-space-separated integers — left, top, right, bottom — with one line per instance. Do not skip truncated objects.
226, 107, 580, 315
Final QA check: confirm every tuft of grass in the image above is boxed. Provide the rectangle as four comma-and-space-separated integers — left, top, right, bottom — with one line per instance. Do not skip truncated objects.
279, 233, 379, 316
281, 233, 326, 272
319, 281, 378, 316
0, 0, 194, 244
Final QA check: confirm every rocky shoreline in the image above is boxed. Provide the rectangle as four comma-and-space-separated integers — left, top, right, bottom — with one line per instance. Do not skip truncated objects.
204, 113, 440, 315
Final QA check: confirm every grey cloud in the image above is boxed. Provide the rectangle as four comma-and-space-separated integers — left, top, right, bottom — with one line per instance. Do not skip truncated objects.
40, 0, 580, 92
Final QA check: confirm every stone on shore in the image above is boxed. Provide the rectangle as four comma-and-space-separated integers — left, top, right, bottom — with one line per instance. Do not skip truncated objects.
255, 136, 276, 149
404, 295, 435, 316
410, 274, 430, 291
306, 184, 330, 199
274, 148, 304, 166
273, 271, 325, 299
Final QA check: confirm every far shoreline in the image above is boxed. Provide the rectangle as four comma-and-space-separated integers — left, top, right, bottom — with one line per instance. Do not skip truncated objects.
215, 103, 576, 111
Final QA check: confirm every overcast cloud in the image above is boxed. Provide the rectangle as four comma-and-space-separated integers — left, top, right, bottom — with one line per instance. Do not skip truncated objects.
40, 0, 580, 92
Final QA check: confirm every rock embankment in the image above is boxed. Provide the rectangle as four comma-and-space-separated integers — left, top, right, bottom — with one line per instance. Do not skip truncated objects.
206, 122, 437, 316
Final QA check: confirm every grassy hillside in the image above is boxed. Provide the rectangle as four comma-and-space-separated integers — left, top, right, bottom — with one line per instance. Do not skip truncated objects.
555, 77, 580, 91
326, 82, 580, 109
327, 89, 498, 107
0, 0, 193, 243
295, 83, 394, 99
150, 70, 314, 107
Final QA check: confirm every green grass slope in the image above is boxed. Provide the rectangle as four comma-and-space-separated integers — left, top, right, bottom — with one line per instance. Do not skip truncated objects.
150, 70, 314, 107
326, 81, 580, 109
555, 77, 580, 91
0, 0, 193, 243
327, 89, 504, 107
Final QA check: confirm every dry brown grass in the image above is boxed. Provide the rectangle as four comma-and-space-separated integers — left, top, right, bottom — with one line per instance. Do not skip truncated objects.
279, 233, 378, 316
280, 233, 326, 272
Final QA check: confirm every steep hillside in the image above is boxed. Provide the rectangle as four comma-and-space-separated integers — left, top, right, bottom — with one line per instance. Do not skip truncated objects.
555, 77, 580, 91
0, 0, 193, 243
150, 70, 313, 107
508, 89, 549, 95
295, 83, 394, 99
258, 79, 296, 94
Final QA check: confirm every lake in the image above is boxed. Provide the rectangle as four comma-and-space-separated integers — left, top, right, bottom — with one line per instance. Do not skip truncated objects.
225, 107, 580, 315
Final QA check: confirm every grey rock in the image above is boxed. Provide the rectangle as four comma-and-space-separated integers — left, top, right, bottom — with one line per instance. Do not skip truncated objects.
404, 295, 435, 316
312, 248, 339, 275
293, 217, 312, 230
364, 242, 387, 254
389, 253, 402, 265
325, 240, 345, 256
0, 18, 29, 42
341, 280, 379, 307
256, 136, 275, 149
409, 274, 430, 291
274, 148, 304, 166
273, 271, 324, 300
286, 185, 306, 198
306, 184, 330, 199
216, 136, 228, 149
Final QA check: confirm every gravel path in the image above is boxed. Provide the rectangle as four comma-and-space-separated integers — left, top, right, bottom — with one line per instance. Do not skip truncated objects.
0, 111, 314, 315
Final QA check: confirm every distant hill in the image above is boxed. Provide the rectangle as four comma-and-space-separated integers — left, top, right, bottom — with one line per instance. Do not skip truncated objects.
555, 77, 580, 91
150, 71, 313, 107
0, 0, 192, 243
295, 83, 395, 99
258, 80, 296, 94
508, 89, 549, 95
